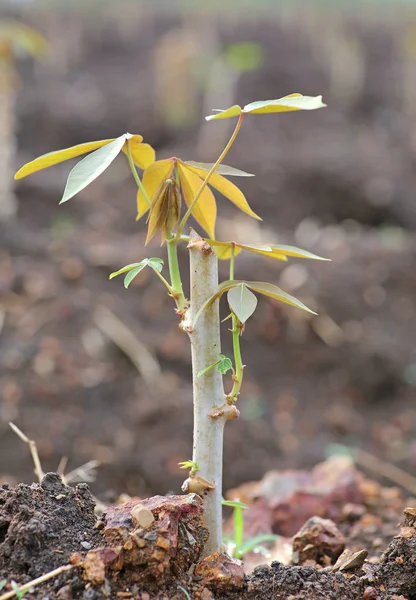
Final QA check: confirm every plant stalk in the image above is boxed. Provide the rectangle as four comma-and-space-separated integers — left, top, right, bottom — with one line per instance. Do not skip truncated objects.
176, 113, 245, 239
126, 139, 152, 208
228, 245, 244, 401
167, 236, 186, 312
186, 230, 226, 556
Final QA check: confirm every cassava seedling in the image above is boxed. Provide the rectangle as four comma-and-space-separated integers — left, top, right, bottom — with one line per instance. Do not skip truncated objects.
0, 20, 47, 220
222, 499, 278, 560
15, 92, 328, 556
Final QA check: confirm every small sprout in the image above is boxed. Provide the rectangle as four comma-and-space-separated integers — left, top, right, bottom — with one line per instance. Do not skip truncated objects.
11, 580, 28, 600
221, 498, 249, 509
177, 585, 192, 600
197, 354, 233, 378
178, 460, 199, 475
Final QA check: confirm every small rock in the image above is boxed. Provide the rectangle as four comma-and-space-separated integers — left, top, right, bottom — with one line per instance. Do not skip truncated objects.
194, 551, 245, 592
292, 516, 345, 565
56, 585, 73, 599
332, 548, 368, 572
131, 506, 154, 529
81, 541, 92, 550
362, 587, 378, 600
403, 507, 416, 527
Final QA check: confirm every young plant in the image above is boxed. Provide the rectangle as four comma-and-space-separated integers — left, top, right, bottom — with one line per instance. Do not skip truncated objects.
0, 20, 48, 220
15, 93, 328, 556
222, 499, 278, 560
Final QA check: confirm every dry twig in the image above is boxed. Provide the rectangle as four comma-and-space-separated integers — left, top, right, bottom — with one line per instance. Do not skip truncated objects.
0, 564, 73, 600
9, 422, 44, 483
352, 447, 416, 497
93, 305, 161, 386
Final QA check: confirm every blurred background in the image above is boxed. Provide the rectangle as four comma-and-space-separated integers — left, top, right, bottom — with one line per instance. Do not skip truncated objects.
0, 0, 415, 499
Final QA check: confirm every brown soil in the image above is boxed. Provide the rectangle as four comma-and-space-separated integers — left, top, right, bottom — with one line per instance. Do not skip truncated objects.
0, 469, 415, 600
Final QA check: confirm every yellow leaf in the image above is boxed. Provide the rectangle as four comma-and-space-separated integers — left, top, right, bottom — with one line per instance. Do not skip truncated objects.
205, 94, 326, 121
205, 105, 242, 121
186, 164, 261, 220
270, 245, 330, 260
206, 240, 243, 260
0, 20, 48, 57
14, 139, 117, 180
121, 135, 155, 169
178, 163, 216, 239
243, 246, 288, 261
137, 159, 174, 220
243, 94, 326, 114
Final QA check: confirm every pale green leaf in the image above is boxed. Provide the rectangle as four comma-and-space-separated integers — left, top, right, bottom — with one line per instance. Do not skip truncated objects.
0, 580, 6, 592
228, 283, 258, 323
185, 162, 254, 177
109, 262, 144, 279
197, 360, 221, 379
124, 266, 146, 288
192, 280, 243, 326
147, 257, 164, 272
60, 135, 127, 203
246, 281, 317, 314
217, 354, 233, 375
243, 94, 326, 114
236, 534, 279, 558
110, 258, 164, 287
221, 499, 249, 509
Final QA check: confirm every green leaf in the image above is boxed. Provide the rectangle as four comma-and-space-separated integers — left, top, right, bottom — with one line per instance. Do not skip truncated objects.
236, 534, 279, 558
0, 580, 6, 592
109, 262, 145, 279
221, 499, 249, 509
124, 266, 145, 289
243, 94, 326, 115
217, 354, 233, 375
228, 283, 258, 323
10, 581, 26, 600
60, 134, 128, 203
146, 257, 164, 273
197, 360, 221, 379
192, 280, 242, 326
185, 162, 254, 177
109, 258, 164, 288
178, 460, 199, 473
246, 281, 316, 315
197, 354, 233, 378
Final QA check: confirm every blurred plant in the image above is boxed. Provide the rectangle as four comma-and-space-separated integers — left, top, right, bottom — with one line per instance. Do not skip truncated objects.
15, 92, 328, 556
223, 42, 264, 73
0, 20, 47, 220
222, 499, 278, 560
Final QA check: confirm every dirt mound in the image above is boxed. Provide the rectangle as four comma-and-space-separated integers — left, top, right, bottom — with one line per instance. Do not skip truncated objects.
0, 473, 415, 599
